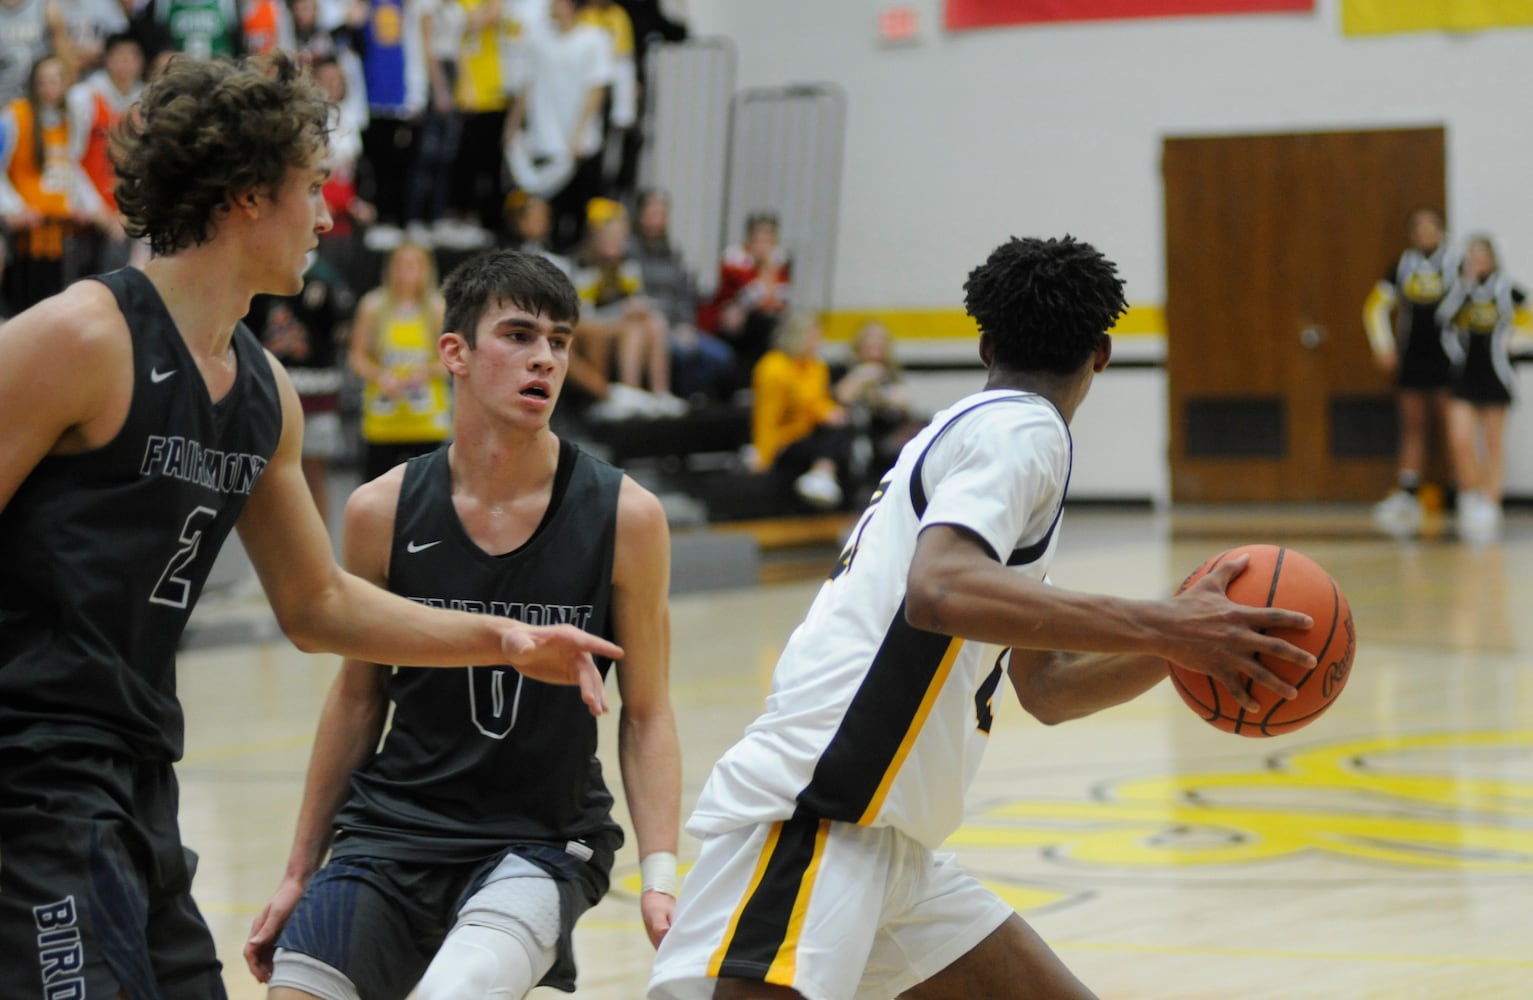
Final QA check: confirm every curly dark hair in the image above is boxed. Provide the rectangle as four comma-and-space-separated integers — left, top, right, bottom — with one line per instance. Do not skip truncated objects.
963, 235, 1127, 376
443, 249, 581, 347
111, 52, 331, 256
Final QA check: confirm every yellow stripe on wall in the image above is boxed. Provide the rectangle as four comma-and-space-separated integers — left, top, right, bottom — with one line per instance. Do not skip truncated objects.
1342, 0, 1533, 36
821, 304, 1165, 342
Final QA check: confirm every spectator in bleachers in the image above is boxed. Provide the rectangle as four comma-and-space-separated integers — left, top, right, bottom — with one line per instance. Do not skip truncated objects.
0, 0, 75, 106
350, 0, 428, 251
436, 0, 506, 247
241, 0, 292, 54
245, 252, 355, 525
508, 188, 571, 275
404, 0, 460, 246
59, 0, 127, 73
835, 319, 924, 475
750, 311, 855, 510
572, 198, 686, 418
66, 30, 140, 273
311, 53, 375, 291
140, 0, 243, 59
607, 0, 684, 193
504, 0, 613, 253
349, 240, 452, 480
699, 209, 790, 384
631, 186, 734, 402
0, 55, 108, 312
574, 0, 633, 193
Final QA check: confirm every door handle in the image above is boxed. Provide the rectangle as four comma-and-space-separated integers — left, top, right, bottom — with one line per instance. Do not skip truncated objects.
1299, 324, 1327, 350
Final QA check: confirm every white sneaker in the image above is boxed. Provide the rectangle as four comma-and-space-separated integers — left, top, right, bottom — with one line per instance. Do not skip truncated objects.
794, 469, 843, 509
1373, 489, 1423, 538
1457, 491, 1501, 545
651, 393, 691, 418
404, 222, 435, 249
363, 224, 405, 252
587, 383, 652, 422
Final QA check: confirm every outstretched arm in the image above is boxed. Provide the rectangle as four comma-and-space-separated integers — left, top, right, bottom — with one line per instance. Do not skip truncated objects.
237, 357, 618, 709
905, 525, 1313, 713
611, 478, 681, 948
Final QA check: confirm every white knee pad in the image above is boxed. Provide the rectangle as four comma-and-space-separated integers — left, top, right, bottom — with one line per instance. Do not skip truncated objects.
415, 921, 553, 1000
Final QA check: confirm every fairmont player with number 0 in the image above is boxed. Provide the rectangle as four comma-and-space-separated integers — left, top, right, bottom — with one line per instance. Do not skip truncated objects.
244, 248, 680, 1000
0, 55, 619, 1000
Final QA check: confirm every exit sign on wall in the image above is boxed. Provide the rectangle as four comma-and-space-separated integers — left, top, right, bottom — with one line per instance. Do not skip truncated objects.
946, 0, 1313, 30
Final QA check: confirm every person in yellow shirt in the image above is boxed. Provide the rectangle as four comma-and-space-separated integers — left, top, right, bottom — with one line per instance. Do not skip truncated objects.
750, 312, 856, 509
349, 241, 453, 480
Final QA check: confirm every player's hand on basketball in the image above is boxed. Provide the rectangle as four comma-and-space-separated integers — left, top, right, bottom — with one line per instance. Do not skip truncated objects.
501, 623, 622, 716
244, 875, 307, 983
1167, 554, 1315, 711
641, 889, 675, 948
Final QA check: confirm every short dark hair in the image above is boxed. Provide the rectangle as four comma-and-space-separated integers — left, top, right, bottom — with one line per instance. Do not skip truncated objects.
112, 52, 330, 256
443, 249, 581, 347
963, 235, 1126, 376
101, 32, 142, 57
745, 211, 778, 236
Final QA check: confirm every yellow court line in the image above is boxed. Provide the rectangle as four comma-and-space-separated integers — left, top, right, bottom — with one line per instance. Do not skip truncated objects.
1051, 938, 1533, 969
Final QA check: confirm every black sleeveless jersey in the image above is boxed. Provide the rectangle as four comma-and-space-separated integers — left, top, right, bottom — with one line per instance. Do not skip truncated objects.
1386, 245, 1452, 359
0, 267, 284, 761
333, 441, 626, 863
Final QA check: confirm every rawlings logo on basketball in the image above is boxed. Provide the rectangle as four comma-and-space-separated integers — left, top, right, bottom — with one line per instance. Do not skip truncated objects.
1322, 616, 1356, 699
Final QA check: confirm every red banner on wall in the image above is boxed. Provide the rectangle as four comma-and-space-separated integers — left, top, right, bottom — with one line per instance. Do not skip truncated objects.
946, 0, 1313, 31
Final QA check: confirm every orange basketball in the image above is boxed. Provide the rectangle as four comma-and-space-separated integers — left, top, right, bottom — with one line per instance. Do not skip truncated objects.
1168, 544, 1355, 737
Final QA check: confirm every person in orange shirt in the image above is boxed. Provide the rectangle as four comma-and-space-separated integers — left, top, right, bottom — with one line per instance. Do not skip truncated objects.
750, 311, 856, 509
67, 31, 143, 273
0, 55, 111, 312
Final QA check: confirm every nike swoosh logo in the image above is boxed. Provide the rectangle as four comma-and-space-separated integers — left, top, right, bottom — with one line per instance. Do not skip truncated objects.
150, 368, 176, 383
406, 540, 442, 553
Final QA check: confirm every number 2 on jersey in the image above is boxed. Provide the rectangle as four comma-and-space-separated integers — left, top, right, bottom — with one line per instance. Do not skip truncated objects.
149, 506, 217, 608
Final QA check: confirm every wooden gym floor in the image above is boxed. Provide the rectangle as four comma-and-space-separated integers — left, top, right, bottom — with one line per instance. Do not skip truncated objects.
177, 505, 1533, 999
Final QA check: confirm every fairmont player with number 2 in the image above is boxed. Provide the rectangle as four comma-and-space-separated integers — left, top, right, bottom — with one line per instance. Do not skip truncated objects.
0, 55, 619, 1000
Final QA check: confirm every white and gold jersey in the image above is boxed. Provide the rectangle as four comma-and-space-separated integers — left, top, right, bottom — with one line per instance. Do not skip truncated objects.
689, 389, 1073, 850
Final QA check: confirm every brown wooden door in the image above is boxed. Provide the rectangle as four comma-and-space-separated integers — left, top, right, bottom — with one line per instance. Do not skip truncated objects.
1164, 128, 1446, 502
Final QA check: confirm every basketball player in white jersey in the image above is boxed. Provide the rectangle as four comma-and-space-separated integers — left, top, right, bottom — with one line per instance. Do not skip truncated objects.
648, 236, 1317, 1000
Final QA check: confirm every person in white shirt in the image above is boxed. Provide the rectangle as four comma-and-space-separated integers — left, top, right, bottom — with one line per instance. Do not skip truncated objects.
648, 235, 1318, 1000
503, 0, 612, 252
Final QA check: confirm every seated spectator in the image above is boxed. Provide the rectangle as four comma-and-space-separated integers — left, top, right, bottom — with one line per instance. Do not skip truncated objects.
632, 187, 734, 402
348, 241, 451, 481
0, 56, 111, 313
835, 318, 924, 475
699, 209, 790, 383
572, 198, 685, 419
508, 189, 571, 274
751, 311, 855, 510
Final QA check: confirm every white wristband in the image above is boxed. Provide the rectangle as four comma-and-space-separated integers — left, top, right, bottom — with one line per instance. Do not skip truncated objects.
640, 851, 678, 897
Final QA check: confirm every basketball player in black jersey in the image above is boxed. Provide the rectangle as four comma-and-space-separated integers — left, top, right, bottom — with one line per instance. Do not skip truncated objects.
243, 249, 680, 1000
0, 56, 620, 1000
